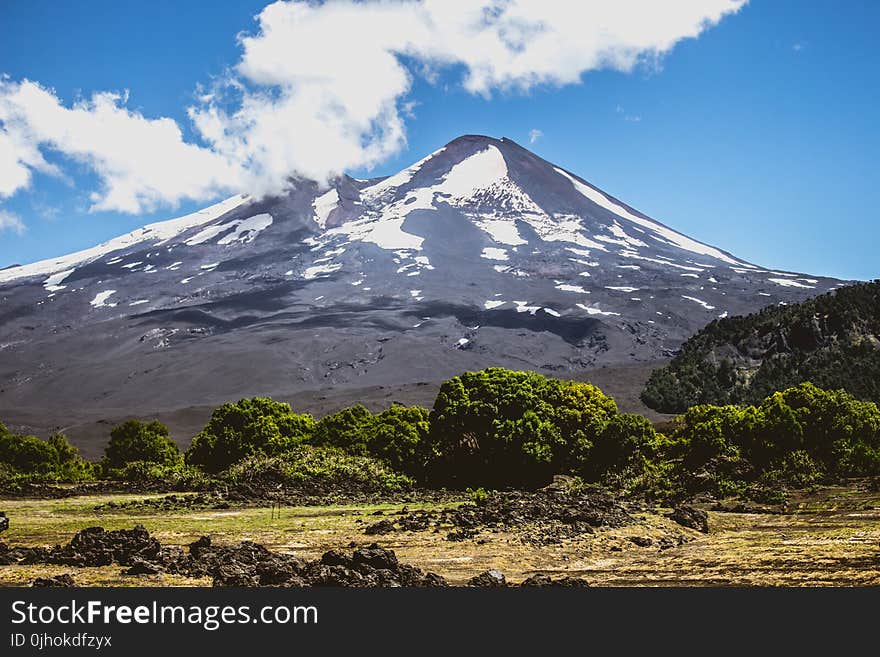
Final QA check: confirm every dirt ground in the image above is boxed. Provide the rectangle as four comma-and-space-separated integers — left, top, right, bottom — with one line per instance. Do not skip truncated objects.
2, 482, 878, 587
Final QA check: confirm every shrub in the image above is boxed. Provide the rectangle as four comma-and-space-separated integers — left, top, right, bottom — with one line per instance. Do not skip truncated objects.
103, 419, 180, 470
312, 405, 375, 455
219, 446, 413, 495
104, 460, 210, 488
759, 450, 824, 488
427, 368, 618, 487
312, 404, 432, 476
584, 413, 661, 478
370, 405, 431, 474
0, 426, 93, 481
671, 383, 880, 491
186, 398, 315, 473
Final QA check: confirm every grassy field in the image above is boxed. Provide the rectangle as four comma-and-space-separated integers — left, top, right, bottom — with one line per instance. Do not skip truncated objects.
2, 485, 879, 586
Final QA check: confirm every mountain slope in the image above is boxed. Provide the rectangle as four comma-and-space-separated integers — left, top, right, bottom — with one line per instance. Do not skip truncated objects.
0, 134, 843, 423
641, 280, 880, 412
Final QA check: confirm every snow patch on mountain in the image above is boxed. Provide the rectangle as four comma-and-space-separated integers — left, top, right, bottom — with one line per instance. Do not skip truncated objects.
524, 214, 608, 250
513, 301, 541, 314
312, 189, 339, 229
0, 194, 248, 286
576, 303, 620, 317
474, 218, 527, 246
480, 247, 509, 261
359, 147, 446, 201
303, 263, 342, 280
332, 215, 424, 251
90, 290, 117, 308
43, 269, 75, 292
186, 213, 272, 246
768, 277, 815, 289
556, 283, 589, 294
682, 295, 716, 310
554, 167, 742, 266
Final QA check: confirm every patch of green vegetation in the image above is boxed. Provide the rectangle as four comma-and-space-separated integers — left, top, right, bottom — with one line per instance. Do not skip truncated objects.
3, 368, 879, 506
102, 419, 181, 471
219, 445, 414, 495
426, 368, 619, 486
664, 383, 880, 499
0, 424, 94, 488
311, 404, 431, 476
0, 493, 452, 551
186, 397, 315, 473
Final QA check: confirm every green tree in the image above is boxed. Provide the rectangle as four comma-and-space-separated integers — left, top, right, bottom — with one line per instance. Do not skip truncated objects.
103, 419, 180, 470
312, 404, 432, 475
427, 368, 618, 486
371, 405, 431, 474
312, 404, 375, 455
0, 426, 92, 480
584, 413, 661, 478
185, 397, 315, 472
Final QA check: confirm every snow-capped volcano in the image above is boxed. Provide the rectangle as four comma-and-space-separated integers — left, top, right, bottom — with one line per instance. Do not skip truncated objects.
0, 135, 842, 427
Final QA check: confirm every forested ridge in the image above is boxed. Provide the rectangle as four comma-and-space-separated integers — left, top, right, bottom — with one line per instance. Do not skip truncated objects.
642, 281, 880, 413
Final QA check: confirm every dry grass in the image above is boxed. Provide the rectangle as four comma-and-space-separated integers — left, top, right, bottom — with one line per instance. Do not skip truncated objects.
2, 485, 879, 587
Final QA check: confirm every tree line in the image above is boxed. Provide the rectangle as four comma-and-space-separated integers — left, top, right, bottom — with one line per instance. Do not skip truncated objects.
2, 368, 879, 500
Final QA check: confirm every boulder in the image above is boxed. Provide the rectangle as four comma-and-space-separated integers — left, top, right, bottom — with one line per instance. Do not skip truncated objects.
468, 569, 507, 587
668, 505, 709, 533
32, 574, 75, 587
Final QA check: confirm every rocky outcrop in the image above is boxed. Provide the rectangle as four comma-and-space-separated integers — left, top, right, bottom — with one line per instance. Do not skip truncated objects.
668, 504, 709, 533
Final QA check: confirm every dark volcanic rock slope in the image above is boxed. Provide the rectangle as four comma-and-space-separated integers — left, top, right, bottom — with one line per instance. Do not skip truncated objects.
0, 135, 841, 415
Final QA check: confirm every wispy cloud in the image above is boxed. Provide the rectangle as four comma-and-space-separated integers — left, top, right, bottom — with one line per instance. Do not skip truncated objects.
0, 209, 25, 235
528, 128, 543, 144
792, 40, 807, 53
616, 104, 642, 123
0, 0, 747, 214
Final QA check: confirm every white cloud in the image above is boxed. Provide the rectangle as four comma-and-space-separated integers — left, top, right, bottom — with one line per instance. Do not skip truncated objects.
0, 0, 747, 214
0, 79, 244, 213
528, 128, 543, 144
0, 106, 61, 198
0, 209, 25, 234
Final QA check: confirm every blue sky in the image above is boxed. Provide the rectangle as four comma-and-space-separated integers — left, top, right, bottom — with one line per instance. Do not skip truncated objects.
0, 0, 878, 281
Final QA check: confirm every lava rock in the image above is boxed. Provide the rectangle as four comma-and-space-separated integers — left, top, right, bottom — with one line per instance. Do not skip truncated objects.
364, 519, 396, 535
387, 488, 633, 546
320, 549, 351, 567
669, 505, 709, 533
468, 569, 507, 587
352, 544, 399, 571
188, 536, 212, 556
47, 525, 161, 567
32, 574, 75, 587
125, 558, 160, 576
7, 525, 447, 588
521, 574, 590, 587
